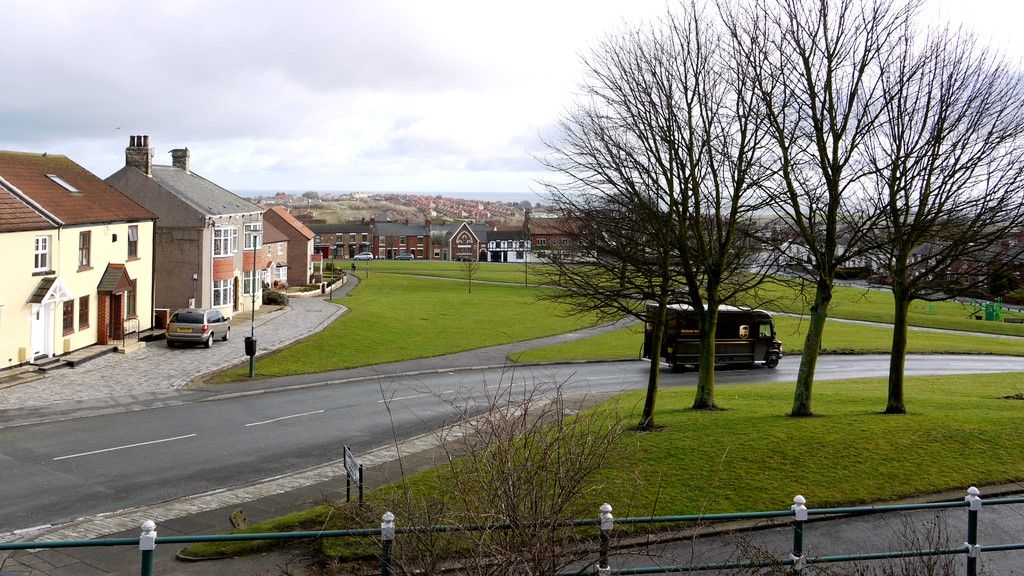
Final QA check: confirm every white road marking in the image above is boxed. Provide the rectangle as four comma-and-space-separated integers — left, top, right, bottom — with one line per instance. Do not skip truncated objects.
378, 393, 431, 403
586, 376, 622, 381
53, 434, 198, 461
245, 410, 325, 427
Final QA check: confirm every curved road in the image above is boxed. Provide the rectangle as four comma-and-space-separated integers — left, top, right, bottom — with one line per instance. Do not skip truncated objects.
2, 354, 1024, 533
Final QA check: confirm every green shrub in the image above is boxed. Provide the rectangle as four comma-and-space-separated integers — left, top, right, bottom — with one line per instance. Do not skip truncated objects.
262, 290, 289, 306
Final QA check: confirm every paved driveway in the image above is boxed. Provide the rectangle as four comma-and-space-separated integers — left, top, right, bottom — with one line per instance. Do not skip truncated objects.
0, 295, 345, 412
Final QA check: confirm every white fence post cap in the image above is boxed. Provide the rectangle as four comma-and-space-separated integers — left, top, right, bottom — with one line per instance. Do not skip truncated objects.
599, 503, 614, 531
792, 495, 808, 521
139, 520, 157, 551
966, 486, 982, 510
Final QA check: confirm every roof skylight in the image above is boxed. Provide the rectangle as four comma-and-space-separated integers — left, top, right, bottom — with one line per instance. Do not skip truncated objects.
46, 174, 79, 194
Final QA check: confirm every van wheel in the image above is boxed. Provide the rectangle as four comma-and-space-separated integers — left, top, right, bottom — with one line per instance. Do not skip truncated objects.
205, 335, 213, 349
222, 328, 230, 342
765, 354, 780, 368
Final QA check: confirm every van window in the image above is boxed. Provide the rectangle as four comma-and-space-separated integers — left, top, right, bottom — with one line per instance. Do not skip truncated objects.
759, 324, 773, 338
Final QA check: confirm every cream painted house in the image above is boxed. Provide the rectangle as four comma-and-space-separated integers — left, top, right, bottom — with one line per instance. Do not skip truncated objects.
0, 151, 156, 368
106, 136, 263, 316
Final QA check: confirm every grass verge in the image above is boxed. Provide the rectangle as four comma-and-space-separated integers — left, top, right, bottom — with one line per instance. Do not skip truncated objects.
209, 273, 596, 382
183, 372, 1024, 561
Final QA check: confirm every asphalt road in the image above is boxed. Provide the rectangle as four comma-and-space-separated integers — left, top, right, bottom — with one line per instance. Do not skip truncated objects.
3, 354, 1024, 533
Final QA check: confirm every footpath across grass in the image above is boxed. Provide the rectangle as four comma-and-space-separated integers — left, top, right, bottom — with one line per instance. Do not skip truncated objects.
183, 372, 1024, 561
210, 273, 595, 382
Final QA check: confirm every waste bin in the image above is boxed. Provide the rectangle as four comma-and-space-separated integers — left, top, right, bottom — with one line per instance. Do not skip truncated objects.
244, 336, 257, 357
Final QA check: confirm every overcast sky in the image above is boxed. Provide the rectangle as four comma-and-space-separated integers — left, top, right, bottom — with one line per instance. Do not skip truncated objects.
1, 1, 1021, 195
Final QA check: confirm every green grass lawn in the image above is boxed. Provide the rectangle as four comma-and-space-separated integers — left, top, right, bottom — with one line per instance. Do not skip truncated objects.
210, 273, 596, 382
747, 279, 1024, 335
183, 372, 1024, 560
591, 372, 1024, 516
511, 315, 1024, 364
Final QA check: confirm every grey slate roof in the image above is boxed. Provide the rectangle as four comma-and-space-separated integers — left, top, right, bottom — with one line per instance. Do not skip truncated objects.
151, 165, 261, 216
308, 221, 373, 235
375, 222, 428, 237
28, 277, 55, 304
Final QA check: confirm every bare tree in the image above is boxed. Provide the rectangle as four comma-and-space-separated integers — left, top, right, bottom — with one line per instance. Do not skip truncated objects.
376, 376, 631, 576
865, 27, 1024, 413
729, 0, 920, 416
542, 3, 776, 420
540, 16, 692, 429
462, 257, 481, 293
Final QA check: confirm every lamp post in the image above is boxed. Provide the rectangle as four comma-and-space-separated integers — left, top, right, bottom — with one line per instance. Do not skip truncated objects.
191, 273, 197, 308
245, 220, 261, 377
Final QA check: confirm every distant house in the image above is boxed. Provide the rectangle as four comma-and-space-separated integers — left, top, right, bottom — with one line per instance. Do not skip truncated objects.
310, 220, 374, 259
487, 229, 531, 263
374, 219, 431, 260
0, 150, 156, 366
106, 135, 264, 315
529, 218, 577, 260
262, 205, 315, 285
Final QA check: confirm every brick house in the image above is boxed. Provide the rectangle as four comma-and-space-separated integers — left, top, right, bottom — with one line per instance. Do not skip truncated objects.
261, 218, 289, 288
0, 150, 156, 366
262, 205, 315, 285
374, 220, 431, 259
106, 136, 263, 316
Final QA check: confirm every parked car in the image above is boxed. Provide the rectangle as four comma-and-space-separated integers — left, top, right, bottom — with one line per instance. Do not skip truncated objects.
396, 253, 415, 260
354, 252, 374, 260
166, 308, 230, 348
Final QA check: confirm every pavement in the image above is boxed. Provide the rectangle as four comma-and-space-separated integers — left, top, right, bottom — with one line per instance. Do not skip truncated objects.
1, 278, 1023, 575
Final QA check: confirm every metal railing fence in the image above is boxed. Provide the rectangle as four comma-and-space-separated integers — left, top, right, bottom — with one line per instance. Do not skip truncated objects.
2, 487, 1022, 575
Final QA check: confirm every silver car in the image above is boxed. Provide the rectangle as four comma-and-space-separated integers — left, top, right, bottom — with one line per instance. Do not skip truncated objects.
166, 308, 230, 348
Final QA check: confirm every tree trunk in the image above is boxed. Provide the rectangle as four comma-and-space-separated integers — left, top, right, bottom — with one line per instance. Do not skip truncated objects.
886, 290, 911, 414
692, 307, 720, 410
639, 300, 668, 429
791, 280, 832, 416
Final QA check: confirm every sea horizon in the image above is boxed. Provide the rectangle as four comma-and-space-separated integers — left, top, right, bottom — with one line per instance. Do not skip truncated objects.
236, 189, 547, 204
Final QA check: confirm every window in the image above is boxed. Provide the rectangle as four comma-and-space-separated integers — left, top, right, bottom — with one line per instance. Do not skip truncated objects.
314, 235, 322, 245
243, 270, 262, 296
79, 231, 91, 268
47, 174, 79, 194
126, 282, 137, 318
277, 243, 284, 255
350, 233, 356, 243
538, 238, 547, 247
127, 225, 139, 259
34, 235, 50, 272
361, 233, 368, 242
79, 295, 89, 329
213, 227, 237, 257
274, 266, 287, 282
244, 222, 262, 250
63, 300, 74, 335
212, 279, 233, 307
399, 235, 406, 246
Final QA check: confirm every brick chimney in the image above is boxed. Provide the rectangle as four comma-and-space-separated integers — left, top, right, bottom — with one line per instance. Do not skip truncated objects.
170, 148, 190, 173
125, 135, 153, 177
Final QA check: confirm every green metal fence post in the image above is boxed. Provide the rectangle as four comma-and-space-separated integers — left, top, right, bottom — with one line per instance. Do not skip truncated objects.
380, 511, 395, 576
598, 503, 614, 575
790, 495, 807, 574
965, 486, 982, 576
138, 520, 157, 576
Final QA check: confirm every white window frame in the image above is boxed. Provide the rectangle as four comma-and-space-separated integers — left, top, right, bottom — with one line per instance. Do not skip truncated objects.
34, 235, 50, 272
277, 243, 285, 256
213, 226, 238, 257
274, 266, 288, 282
244, 222, 262, 250
212, 278, 233, 307
242, 270, 262, 296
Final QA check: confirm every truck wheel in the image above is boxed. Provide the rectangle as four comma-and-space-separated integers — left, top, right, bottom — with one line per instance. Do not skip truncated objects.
765, 354, 779, 368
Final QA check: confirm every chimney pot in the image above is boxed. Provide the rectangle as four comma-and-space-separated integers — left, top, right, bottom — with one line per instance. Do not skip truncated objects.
126, 134, 153, 177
